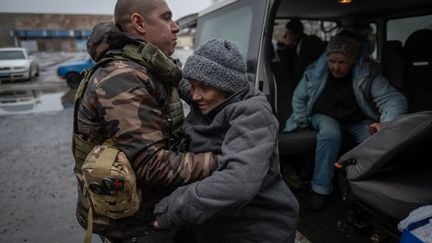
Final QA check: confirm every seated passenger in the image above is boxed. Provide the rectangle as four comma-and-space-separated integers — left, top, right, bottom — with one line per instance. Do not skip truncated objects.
278, 18, 327, 82
283, 30, 408, 210
153, 39, 299, 243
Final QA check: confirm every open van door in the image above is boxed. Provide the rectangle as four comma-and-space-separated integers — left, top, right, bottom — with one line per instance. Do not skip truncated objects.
194, 0, 280, 110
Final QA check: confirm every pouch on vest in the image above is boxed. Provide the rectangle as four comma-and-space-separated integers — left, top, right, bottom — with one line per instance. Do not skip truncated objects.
82, 142, 142, 243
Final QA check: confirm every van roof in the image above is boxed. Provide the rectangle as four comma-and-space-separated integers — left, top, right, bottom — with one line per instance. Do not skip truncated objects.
277, 0, 432, 20
198, 0, 432, 20
199, 0, 239, 17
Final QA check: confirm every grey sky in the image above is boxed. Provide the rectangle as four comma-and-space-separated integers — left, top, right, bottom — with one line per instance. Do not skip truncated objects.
0, 0, 213, 20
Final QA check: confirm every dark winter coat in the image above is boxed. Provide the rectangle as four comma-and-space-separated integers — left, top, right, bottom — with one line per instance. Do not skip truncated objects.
155, 83, 299, 243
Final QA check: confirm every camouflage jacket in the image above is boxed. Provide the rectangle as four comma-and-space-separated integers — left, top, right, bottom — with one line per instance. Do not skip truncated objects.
74, 26, 216, 238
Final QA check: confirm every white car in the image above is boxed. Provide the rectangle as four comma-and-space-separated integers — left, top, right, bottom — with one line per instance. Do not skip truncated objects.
0, 47, 39, 82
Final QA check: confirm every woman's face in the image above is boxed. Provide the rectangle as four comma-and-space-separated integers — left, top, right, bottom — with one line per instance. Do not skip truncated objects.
327, 52, 355, 78
189, 79, 228, 114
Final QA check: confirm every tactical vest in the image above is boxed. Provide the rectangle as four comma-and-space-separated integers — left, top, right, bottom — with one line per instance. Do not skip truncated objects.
72, 42, 184, 241
73, 41, 184, 178
121, 44, 184, 147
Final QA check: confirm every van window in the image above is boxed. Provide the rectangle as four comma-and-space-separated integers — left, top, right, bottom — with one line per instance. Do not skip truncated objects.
196, 6, 252, 57
195, 0, 267, 78
273, 19, 337, 44
369, 23, 377, 59
387, 15, 432, 44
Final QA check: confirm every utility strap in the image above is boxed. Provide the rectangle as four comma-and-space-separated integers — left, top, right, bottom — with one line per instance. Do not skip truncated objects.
84, 197, 94, 243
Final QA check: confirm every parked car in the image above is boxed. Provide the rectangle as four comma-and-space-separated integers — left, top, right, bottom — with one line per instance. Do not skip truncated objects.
193, 0, 432, 242
0, 47, 39, 82
57, 57, 95, 89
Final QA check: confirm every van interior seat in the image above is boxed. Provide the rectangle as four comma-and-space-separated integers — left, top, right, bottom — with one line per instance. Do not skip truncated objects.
275, 38, 326, 157
278, 130, 316, 156
404, 29, 432, 112
276, 45, 316, 157
381, 40, 406, 93
339, 111, 432, 221
275, 46, 297, 112
349, 168, 432, 220
276, 46, 317, 156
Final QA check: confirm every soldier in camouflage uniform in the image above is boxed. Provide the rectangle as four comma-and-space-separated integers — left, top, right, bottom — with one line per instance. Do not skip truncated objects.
73, 0, 218, 242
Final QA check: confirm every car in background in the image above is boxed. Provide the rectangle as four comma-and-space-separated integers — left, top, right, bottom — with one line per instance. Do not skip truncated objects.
57, 57, 95, 89
0, 47, 39, 82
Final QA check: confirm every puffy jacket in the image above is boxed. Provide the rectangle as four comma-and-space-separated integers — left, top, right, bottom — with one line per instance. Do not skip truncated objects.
284, 44, 408, 132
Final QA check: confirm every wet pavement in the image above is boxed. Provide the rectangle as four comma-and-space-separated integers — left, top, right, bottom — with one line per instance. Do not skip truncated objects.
0, 108, 91, 243
0, 89, 68, 116
0, 51, 98, 243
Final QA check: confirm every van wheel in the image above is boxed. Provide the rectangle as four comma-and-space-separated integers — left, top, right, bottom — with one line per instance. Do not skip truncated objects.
66, 72, 83, 89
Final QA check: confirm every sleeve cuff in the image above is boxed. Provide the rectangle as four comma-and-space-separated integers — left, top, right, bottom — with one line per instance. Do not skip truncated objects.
154, 200, 171, 229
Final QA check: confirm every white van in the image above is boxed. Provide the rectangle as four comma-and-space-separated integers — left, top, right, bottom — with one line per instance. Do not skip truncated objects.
191, 1, 432, 242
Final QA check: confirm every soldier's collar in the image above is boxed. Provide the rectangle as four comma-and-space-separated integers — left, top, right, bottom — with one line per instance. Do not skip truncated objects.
122, 42, 182, 87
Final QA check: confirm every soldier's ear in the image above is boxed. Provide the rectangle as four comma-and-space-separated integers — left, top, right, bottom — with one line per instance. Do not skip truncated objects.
131, 13, 146, 34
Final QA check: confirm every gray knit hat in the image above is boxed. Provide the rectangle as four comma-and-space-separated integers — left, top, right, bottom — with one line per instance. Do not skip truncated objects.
182, 39, 248, 94
327, 33, 361, 61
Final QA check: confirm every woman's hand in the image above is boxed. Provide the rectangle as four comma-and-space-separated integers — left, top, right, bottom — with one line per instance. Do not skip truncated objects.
368, 122, 385, 134
153, 220, 160, 229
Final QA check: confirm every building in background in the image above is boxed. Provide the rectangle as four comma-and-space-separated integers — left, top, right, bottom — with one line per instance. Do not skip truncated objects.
0, 13, 113, 52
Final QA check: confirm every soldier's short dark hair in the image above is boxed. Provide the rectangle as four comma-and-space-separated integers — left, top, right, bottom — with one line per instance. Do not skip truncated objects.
285, 18, 304, 34
114, 0, 158, 32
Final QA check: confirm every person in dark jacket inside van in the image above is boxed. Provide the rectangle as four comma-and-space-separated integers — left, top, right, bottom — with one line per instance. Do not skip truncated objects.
283, 30, 408, 210
279, 18, 327, 82
153, 39, 299, 243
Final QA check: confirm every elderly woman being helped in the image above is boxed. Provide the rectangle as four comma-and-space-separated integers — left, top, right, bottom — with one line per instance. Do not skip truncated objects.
153, 39, 299, 243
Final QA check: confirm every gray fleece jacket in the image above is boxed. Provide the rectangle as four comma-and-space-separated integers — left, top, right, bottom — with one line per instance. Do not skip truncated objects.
154, 83, 299, 243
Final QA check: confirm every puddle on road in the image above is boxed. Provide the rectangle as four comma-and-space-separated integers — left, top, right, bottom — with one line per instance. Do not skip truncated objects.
0, 88, 191, 116
0, 89, 75, 116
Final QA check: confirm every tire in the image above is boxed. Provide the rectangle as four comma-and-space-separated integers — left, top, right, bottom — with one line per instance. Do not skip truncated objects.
66, 72, 83, 89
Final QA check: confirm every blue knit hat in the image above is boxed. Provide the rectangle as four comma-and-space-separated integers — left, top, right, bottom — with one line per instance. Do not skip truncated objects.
182, 39, 248, 94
